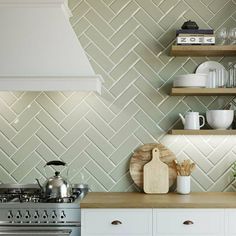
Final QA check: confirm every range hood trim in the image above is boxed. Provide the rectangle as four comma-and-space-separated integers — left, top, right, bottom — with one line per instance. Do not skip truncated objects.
0, 75, 103, 94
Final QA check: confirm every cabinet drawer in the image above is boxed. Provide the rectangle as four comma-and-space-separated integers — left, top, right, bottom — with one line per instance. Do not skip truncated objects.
226, 210, 236, 235
81, 209, 152, 236
154, 209, 224, 236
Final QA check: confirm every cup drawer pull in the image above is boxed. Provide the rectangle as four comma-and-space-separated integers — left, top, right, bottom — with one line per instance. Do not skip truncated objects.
111, 220, 122, 225
183, 220, 194, 225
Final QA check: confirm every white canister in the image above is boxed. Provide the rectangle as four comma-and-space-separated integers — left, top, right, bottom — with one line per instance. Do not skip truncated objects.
177, 176, 191, 194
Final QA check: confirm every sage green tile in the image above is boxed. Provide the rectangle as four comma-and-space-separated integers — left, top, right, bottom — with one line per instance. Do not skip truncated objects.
208, 96, 233, 110
36, 110, 66, 140
70, 168, 91, 184
61, 119, 89, 148
36, 144, 58, 162
185, 0, 214, 22
12, 102, 40, 131
78, 34, 90, 48
110, 35, 139, 64
21, 169, 44, 184
110, 52, 139, 80
73, 18, 90, 36
0, 92, 16, 106
209, 1, 236, 29
36, 94, 65, 123
110, 158, 129, 182
12, 119, 40, 148
0, 99, 16, 123
110, 18, 139, 46
36, 127, 66, 156
197, 96, 215, 107
209, 0, 228, 13
159, 0, 178, 12
85, 161, 115, 189
110, 1, 139, 29
158, 102, 189, 131
134, 77, 163, 105
183, 59, 197, 73
0, 149, 17, 173
110, 69, 139, 97
85, 26, 114, 55
85, 144, 114, 172
0, 166, 17, 183
0, 132, 16, 156
85, 9, 114, 38
133, 126, 156, 144
110, 0, 129, 13
87, 176, 107, 191
85, 94, 115, 123
85, 128, 114, 156
110, 102, 139, 131
11, 136, 40, 164
45, 92, 66, 107
61, 135, 90, 163
134, 60, 164, 88
60, 92, 88, 114
159, 1, 188, 30
110, 173, 134, 192
110, 119, 139, 147
110, 135, 141, 165
134, 9, 164, 39
85, 111, 115, 139
0, 116, 16, 139
61, 102, 90, 131
86, 44, 114, 73
110, 86, 139, 114
70, 1, 90, 26
134, 110, 164, 138
134, 26, 163, 55
183, 97, 207, 114
134, 44, 164, 73
12, 153, 41, 180
135, 0, 163, 22
86, 0, 114, 22
159, 96, 184, 114
69, 152, 90, 175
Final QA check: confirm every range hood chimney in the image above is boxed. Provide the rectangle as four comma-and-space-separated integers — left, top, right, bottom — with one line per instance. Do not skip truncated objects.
0, 0, 103, 93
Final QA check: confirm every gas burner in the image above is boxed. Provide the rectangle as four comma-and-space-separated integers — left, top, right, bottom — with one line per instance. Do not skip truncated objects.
19, 195, 41, 203
44, 196, 75, 203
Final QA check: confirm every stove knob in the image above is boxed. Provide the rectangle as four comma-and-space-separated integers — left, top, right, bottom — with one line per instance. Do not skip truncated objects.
33, 211, 39, 219
60, 211, 66, 219
42, 211, 48, 219
7, 211, 13, 219
25, 211, 31, 219
16, 211, 22, 219
51, 211, 57, 219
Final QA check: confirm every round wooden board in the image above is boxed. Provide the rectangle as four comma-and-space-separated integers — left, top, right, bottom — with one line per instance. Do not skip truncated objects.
129, 143, 177, 191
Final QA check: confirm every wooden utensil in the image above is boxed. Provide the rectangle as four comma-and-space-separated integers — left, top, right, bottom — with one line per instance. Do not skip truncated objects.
143, 148, 169, 194
129, 143, 177, 191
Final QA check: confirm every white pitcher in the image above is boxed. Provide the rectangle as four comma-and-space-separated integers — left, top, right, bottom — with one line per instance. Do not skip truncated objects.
179, 112, 205, 130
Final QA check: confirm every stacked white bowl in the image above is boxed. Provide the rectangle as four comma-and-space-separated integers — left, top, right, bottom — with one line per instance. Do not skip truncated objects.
173, 74, 207, 88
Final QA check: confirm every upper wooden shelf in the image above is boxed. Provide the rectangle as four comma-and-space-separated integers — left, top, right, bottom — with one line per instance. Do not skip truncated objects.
169, 129, 236, 135
171, 45, 236, 57
171, 88, 236, 96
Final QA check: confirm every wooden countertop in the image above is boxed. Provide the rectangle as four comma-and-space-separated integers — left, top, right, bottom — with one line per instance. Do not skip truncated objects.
80, 192, 236, 208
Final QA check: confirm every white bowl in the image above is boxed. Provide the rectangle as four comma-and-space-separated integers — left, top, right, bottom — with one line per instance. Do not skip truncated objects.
206, 110, 234, 130
173, 74, 207, 87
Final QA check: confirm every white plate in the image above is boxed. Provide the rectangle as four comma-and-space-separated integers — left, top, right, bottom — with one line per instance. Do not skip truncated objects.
173, 74, 207, 87
196, 61, 226, 75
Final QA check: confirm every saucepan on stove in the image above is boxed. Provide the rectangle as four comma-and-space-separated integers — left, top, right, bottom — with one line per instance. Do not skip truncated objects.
36, 160, 72, 199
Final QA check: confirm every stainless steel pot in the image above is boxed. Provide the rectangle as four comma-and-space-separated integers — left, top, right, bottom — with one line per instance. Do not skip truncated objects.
36, 160, 72, 199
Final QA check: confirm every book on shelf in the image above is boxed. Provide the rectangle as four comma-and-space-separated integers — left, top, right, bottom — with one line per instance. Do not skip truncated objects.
176, 34, 215, 45
176, 29, 214, 35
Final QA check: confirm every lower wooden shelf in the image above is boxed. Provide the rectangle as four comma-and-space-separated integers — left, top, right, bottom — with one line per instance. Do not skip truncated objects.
171, 88, 236, 96
169, 129, 236, 135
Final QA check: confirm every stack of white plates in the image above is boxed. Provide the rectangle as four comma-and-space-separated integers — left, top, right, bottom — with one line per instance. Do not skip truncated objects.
173, 74, 207, 88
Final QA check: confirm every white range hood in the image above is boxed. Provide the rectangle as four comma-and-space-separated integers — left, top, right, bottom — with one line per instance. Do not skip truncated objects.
0, 0, 103, 93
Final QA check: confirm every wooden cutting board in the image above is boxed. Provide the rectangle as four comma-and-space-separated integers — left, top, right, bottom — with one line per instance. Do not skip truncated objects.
129, 143, 177, 191
143, 148, 169, 194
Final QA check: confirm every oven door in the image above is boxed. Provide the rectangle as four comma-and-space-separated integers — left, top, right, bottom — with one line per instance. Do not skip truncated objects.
0, 225, 80, 236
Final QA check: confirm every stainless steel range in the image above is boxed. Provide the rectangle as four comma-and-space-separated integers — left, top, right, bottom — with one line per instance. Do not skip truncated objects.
0, 184, 81, 236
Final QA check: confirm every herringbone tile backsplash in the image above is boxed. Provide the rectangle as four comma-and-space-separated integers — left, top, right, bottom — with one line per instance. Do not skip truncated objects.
0, 0, 236, 192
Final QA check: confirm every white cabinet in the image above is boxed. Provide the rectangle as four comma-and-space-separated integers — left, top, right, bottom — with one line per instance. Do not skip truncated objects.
82, 208, 236, 236
154, 209, 224, 236
81, 209, 152, 236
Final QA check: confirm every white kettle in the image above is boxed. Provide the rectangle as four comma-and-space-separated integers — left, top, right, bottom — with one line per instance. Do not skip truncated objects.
179, 112, 205, 130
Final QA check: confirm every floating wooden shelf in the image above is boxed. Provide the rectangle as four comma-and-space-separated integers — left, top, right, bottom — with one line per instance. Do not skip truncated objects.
171, 45, 236, 57
169, 130, 236, 135
171, 88, 236, 96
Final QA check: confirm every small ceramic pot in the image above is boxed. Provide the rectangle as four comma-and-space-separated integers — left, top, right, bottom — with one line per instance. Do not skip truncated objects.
177, 176, 190, 194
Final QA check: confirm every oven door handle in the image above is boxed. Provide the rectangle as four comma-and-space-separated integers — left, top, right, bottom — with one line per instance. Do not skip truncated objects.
0, 229, 71, 235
